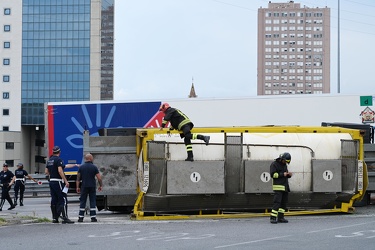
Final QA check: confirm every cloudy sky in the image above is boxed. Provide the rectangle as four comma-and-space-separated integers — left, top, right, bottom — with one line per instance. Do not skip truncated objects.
113, 0, 375, 101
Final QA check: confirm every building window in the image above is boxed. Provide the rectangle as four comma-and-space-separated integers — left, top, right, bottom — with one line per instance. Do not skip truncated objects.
5, 142, 14, 150
3, 109, 9, 116
2, 126, 9, 131
4, 25, 10, 32
4, 8, 11, 15
4, 42, 10, 48
3, 59, 10, 65
4, 160, 13, 167
3, 92, 9, 99
3, 75, 10, 82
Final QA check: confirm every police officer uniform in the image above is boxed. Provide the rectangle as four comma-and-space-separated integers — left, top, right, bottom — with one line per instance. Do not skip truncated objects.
0, 163, 15, 211
45, 146, 74, 224
13, 163, 38, 206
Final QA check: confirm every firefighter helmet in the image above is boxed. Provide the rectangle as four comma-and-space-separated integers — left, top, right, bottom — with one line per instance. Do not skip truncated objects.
159, 103, 170, 112
280, 152, 291, 163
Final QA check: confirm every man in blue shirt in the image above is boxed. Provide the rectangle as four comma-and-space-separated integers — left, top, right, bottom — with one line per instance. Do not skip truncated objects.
76, 153, 103, 222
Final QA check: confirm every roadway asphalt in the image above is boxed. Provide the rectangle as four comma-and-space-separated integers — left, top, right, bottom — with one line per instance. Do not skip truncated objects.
1, 196, 375, 249
0, 195, 129, 225
1, 195, 375, 226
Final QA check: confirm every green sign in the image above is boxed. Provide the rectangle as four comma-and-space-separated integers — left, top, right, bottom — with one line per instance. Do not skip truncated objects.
360, 96, 373, 106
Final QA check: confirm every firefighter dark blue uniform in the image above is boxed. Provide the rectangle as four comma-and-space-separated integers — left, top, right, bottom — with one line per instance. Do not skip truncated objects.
270, 152, 292, 224
45, 146, 74, 224
0, 163, 16, 211
13, 163, 38, 206
159, 103, 210, 161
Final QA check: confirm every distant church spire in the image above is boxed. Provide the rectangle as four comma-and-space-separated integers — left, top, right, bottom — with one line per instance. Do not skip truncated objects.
188, 77, 197, 98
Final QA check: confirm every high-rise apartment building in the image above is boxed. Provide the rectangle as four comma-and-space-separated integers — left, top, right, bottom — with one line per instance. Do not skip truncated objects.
0, 0, 114, 170
257, 1, 330, 95
101, 1, 114, 100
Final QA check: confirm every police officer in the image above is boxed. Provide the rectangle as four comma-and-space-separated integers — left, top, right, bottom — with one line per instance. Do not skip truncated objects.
159, 103, 210, 161
0, 163, 16, 211
45, 146, 75, 224
270, 152, 293, 224
12, 163, 38, 206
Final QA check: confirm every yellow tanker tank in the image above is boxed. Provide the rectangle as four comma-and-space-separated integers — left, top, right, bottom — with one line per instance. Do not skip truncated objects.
133, 126, 368, 220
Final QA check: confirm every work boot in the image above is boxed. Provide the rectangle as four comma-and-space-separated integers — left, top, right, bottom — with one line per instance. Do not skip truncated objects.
51, 205, 59, 223
14, 198, 18, 206
61, 209, 74, 224
20, 200, 23, 206
270, 216, 277, 224
203, 136, 210, 145
91, 217, 98, 222
185, 151, 194, 161
78, 217, 84, 222
278, 216, 288, 223
7, 198, 15, 210
62, 217, 75, 224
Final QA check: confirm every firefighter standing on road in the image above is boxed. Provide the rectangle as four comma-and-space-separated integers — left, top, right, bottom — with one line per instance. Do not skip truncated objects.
12, 163, 38, 206
0, 163, 16, 211
270, 152, 293, 224
159, 103, 210, 161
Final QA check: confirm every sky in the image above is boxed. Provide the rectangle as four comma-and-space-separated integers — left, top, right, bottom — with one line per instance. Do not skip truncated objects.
113, 0, 375, 101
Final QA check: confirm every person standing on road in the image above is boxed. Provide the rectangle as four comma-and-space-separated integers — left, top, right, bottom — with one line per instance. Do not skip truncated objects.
45, 146, 78, 224
12, 163, 38, 206
0, 163, 16, 211
270, 152, 293, 224
76, 153, 103, 222
159, 103, 210, 161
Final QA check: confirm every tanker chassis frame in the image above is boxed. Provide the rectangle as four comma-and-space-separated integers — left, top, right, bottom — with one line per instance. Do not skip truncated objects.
83, 126, 368, 220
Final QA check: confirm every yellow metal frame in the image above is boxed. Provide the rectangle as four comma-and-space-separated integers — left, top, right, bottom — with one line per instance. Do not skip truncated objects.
132, 126, 368, 220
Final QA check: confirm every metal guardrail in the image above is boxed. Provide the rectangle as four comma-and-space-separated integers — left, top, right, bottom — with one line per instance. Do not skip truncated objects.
8, 174, 50, 197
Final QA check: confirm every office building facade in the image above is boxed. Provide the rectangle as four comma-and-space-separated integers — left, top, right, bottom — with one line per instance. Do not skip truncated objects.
257, 1, 330, 95
0, 0, 114, 170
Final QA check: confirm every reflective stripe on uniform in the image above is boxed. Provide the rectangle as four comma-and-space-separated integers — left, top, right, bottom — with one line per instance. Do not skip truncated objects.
271, 209, 278, 217
50, 178, 63, 182
272, 185, 286, 191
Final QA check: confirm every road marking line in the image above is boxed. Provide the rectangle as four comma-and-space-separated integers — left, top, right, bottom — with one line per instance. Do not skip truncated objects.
214, 235, 292, 248
307, 221, 375, 234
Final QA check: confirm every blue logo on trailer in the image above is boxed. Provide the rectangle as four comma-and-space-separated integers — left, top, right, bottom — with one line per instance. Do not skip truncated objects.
49, 102, 160, 170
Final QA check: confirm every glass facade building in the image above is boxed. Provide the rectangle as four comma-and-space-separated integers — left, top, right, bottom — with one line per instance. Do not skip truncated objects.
0, 0, 114, 172
21, 0, 108, 125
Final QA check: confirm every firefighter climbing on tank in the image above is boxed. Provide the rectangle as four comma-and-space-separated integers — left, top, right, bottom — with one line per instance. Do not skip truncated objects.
270, 152, 293, 224
159, 103, 210, 161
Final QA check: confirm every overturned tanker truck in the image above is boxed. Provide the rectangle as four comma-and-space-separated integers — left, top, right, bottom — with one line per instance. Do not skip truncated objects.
83, 125, 368, 220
